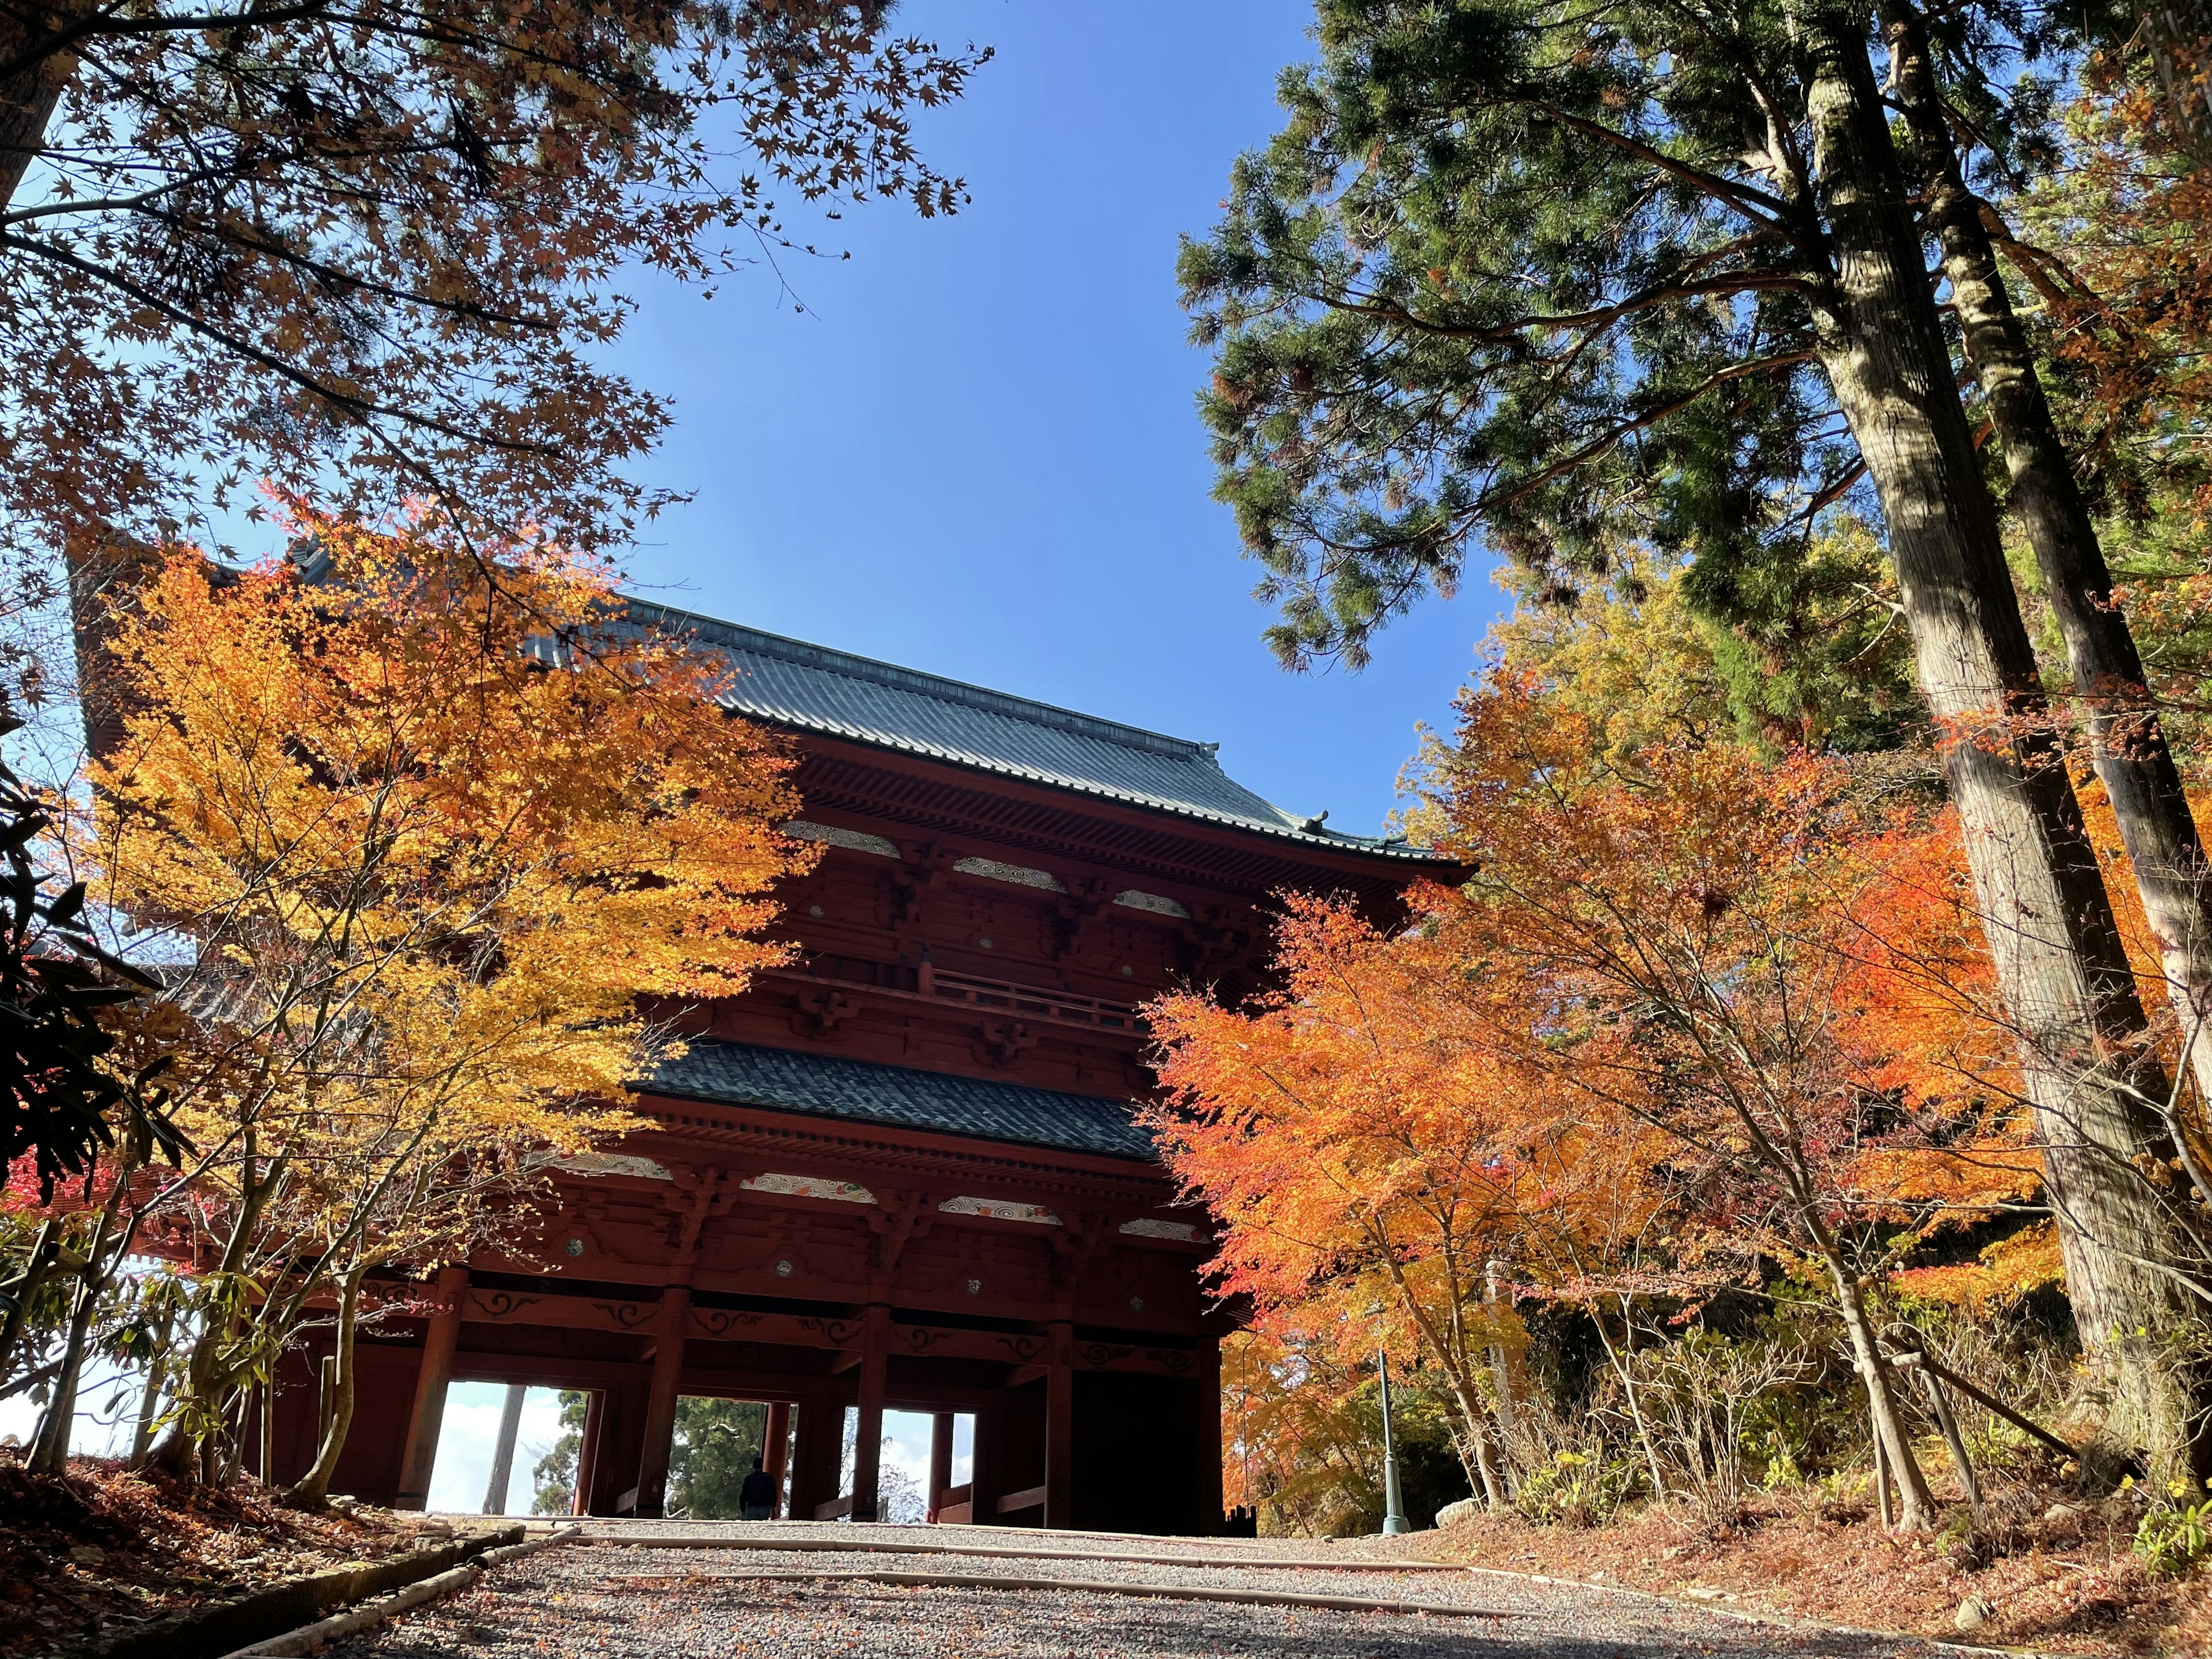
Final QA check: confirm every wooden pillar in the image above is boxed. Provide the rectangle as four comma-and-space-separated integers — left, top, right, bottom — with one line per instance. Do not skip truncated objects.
1044, 1318, 1074, 1530
762, 1400, 792, 1518
591, 1379, 649, 1514
851, 1306, 888, 1521
393, 1264, 468, 1510
1193, 1337, 1225, 1535
925, 1411, 956, 1522
790, 1395, 844, 1520
571, 1389, 606, 1517
968, 1406, 1001, 1527
632, 1283, 692, 1519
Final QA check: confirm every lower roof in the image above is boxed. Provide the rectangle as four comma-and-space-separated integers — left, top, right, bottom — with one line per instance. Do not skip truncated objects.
641, 1039, 1159, 1164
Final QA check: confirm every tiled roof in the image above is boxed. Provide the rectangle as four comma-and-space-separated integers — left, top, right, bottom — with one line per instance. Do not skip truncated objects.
626, 603, 1429, 859
642, 1038, 1158, 1162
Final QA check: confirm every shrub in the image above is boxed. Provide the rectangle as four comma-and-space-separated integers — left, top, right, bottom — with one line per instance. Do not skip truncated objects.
1512, 1449, 1641, 1527
2133, 1488, 2212, 1578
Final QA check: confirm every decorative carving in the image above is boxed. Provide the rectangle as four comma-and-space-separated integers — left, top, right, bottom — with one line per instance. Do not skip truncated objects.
1078, 1342, 1133, 1369
692, 1308, 764, 1339
591, 1300, 658, 1331
940, 1195, 1060, 1226
471, 1289, 541, 1320
897, 1325, 960, 1355
741, 1172, 877, 1205
1145, 1347, 1196, 1376
794, 1315, 864, 1348
989, 1332, 1048, 1365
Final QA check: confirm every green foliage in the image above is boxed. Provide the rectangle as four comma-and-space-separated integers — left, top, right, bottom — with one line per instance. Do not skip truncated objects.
1178, 0, 1860, 671
1487, 533, 1918, 762
668, 1396, 767, 1521
530, 1390, 590, 1516
1511, 1448, 1640, 1527
2133, 1487, 2212, 1577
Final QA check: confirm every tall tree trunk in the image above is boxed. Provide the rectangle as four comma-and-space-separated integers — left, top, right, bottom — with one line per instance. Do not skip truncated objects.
0, 6, 73, 213
482, 1382, 527, 1514
1789, 0, 2212, 1488
1887, 0, 2212, 1206
2143, 1, 2212, 172
285, 1264, 363, 1506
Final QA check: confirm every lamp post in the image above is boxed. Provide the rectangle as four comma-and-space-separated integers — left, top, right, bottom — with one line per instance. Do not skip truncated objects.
1377, 1330, 1411, 1536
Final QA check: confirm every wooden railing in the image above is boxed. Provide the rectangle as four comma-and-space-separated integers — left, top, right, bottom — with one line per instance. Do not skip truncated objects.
994, 1483, 1046, 1514
919, 964, 1141, 1031
931, 1481, 973, 1524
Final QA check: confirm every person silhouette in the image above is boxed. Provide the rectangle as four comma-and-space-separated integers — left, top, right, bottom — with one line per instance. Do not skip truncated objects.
739, 1453, 777, 1520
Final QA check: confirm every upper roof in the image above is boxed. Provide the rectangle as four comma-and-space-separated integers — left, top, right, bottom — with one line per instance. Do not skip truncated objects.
644, 1038, 1158, 1162
627, 601, 1430, 861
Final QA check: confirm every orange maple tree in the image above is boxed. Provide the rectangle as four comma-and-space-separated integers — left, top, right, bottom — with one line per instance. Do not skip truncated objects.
1153, 670, 2074, 1530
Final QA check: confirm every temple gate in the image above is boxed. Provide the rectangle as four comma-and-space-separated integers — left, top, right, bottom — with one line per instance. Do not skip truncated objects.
263, 613, 1446, 1531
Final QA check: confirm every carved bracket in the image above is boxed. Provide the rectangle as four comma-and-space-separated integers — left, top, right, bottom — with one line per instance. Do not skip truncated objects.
973, 1020, 1040, 1069
791, 988, 865, 1040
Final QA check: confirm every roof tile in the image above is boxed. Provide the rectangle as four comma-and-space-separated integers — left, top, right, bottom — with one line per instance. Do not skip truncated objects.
642, 1039, 1158, 1162
626, 604, 1426, 859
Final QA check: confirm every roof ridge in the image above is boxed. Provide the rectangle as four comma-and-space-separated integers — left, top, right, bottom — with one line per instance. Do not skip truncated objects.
627, 599, 1231, 766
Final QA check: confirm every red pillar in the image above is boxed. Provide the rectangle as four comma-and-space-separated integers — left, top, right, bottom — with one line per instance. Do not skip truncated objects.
968, 1407, 1002, 1527
851, 1306, 888, 1521
393, 1264, 468, 1510
762, 1400, 792, 1518
571, 1389, 606, 1518
632, 1283, 692, 1519
1044, 1319, 1074, 1530
1194, 1337, 1225, 1535
592, 1379, 650, 1513
791, 1395, 844, 1519
925, 1411, 955, 1522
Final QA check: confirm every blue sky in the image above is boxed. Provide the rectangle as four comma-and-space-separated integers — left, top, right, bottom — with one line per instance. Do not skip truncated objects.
610, 0, 1502, 838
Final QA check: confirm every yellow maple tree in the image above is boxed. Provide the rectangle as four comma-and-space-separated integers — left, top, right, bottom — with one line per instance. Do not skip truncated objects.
78, 514, 813, 1490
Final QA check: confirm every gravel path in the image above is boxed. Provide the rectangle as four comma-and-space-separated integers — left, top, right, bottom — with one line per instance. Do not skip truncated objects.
329, 1528, 1956, 1659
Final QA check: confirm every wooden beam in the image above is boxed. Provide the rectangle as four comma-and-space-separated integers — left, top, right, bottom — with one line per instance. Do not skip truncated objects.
995, 1484, 1045, 1515
393, 1266, 468, 1511
1005, 1363, 1046, 1388
813, 1493, 856, 1520
831, 1348, 864, 1374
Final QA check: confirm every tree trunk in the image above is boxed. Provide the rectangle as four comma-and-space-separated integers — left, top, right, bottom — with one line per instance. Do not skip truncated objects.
1814, 1231, 1937, 1528
147, 1149, 282, 1479
0, 1220, 60, 1380
28, 1268, 98, 1474
28, 1185, 130, 1477
2143, 1, 2212, 173
1887, 0, 2212, 1191
1790, 0, 2212, 1490
129, 1307, 174, 1469
0, 6, 73, 213
482, 1382, 527, 1514
285, 1265, 363, 1506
